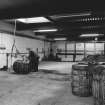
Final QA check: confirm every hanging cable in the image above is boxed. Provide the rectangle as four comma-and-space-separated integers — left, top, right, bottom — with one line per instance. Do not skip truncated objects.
11, 19, 17, 53
10, 19, 17, 68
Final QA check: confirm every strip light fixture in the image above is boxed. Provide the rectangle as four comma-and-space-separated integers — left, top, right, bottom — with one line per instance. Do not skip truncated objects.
54, 38, 67, 41
50, 12, 91, 19
33, 29, 58, 32
17, 17, 50, 23
80, 33, 104, 37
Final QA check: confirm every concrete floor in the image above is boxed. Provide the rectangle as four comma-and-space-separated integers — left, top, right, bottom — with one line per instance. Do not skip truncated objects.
0, 61, 93, 105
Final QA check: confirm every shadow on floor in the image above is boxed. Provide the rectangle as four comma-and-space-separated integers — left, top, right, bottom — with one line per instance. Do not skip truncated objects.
38, 69, 70, 76
8, 69, 71, 81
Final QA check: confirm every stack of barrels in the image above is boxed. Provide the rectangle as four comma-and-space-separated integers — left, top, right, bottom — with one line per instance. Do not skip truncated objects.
71, 63, 92, 97
71, 54, 105, 105
71, 55, 105, 97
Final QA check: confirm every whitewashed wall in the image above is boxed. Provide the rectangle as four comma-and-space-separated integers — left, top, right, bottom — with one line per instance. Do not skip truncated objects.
0, 33, 50, 68
55, 41, 66, 50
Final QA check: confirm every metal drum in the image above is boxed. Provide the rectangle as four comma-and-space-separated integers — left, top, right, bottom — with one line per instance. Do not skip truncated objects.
13, 60, 31, 74
71, 64, 92, 97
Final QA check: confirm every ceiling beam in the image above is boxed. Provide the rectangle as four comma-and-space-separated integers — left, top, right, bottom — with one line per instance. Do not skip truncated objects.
0, 0, 104, 19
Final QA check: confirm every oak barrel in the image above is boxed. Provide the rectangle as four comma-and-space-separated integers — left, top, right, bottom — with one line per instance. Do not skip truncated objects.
71, 64, 92, 97
92, 65, 105, 105
13, 60, 31, 74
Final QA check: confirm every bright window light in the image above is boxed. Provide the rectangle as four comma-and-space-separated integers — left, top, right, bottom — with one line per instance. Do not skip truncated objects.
33, 29, 58, 32
80, 34, 104, 37
54, 38, 67, 41
17, 17, 50, 23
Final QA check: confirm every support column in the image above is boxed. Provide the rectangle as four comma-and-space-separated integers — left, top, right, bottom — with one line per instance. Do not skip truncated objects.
84, 42, 86, 57
43, 41, 45, 57
73, 42, 76, 62
6, 53, 9, 68
65, 41, 67, 58
104, 42, 105, 56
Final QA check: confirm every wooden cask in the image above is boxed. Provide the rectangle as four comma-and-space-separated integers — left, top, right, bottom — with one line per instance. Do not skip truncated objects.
71, 64, 92, 97
13, 60, 31, 74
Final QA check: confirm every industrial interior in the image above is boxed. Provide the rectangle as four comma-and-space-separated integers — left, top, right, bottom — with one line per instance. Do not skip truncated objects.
0, 0, 105, 105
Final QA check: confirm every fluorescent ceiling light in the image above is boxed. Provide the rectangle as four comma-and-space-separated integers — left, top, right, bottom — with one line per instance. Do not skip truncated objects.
80, 34, 104, 37
34, 29, 58, 32
17, 17, 50, 23
54, 38, 67, 41
50, 12, 91, 19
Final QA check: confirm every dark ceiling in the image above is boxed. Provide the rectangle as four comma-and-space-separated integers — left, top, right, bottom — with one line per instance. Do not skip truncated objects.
1, 0, 105, 41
